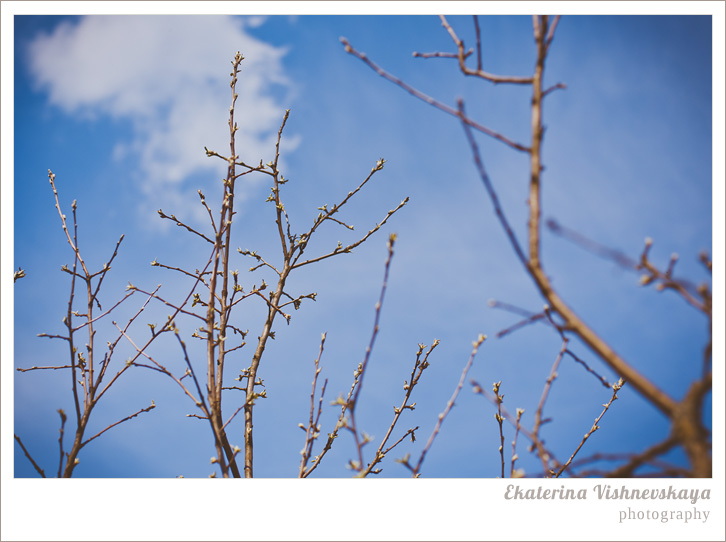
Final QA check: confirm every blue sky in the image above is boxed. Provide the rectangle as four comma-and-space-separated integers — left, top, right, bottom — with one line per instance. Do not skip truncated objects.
8, 12, 716, 472
2, 5, 724, 539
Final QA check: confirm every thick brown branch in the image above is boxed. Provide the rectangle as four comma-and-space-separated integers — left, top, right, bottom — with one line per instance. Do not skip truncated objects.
525, 17, 677, 418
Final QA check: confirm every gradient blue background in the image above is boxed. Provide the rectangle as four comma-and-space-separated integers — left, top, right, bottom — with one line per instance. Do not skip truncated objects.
11, 14, 713, 479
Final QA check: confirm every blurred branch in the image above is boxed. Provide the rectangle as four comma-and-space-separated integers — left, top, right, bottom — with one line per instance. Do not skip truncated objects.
340, 37, 530, 153
546, 219, 708, 313
518, 17, 679, 420
413, 50, 466, 59
346, 15, 712, 474
14, 435, 46, 477
458, 99, 528, 267
603, 438, 679, 478
531, 334, 567, 475
439, 15, 534, 84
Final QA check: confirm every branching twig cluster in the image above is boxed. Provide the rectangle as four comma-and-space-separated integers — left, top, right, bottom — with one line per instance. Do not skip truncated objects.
18, 52, 408, 478
142, 53, 408, 477
298, 235, 442, 478
14, 171, 163, 477
398, 333, 486, 477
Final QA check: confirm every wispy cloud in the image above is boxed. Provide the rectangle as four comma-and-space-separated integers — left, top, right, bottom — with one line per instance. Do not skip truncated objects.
27, 15, 299, 227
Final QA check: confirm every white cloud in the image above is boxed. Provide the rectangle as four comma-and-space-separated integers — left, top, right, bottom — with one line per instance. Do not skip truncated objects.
27, 15, 299, 228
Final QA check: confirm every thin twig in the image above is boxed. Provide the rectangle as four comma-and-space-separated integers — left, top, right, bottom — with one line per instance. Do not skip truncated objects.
555, 378, 625, 477
492, 381, 506, 478
511, 408, 525, 477
412, 51, 466, 59
299, 333, 328, 477
531, 330, 567, 475
352, 234, 396, 409
17, 365, 73, 372
344, 234, 398, 475
157, 209, 215, 245
406, 334, 486, 477
473, 15, 483, 72
81, 402, 156, 448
